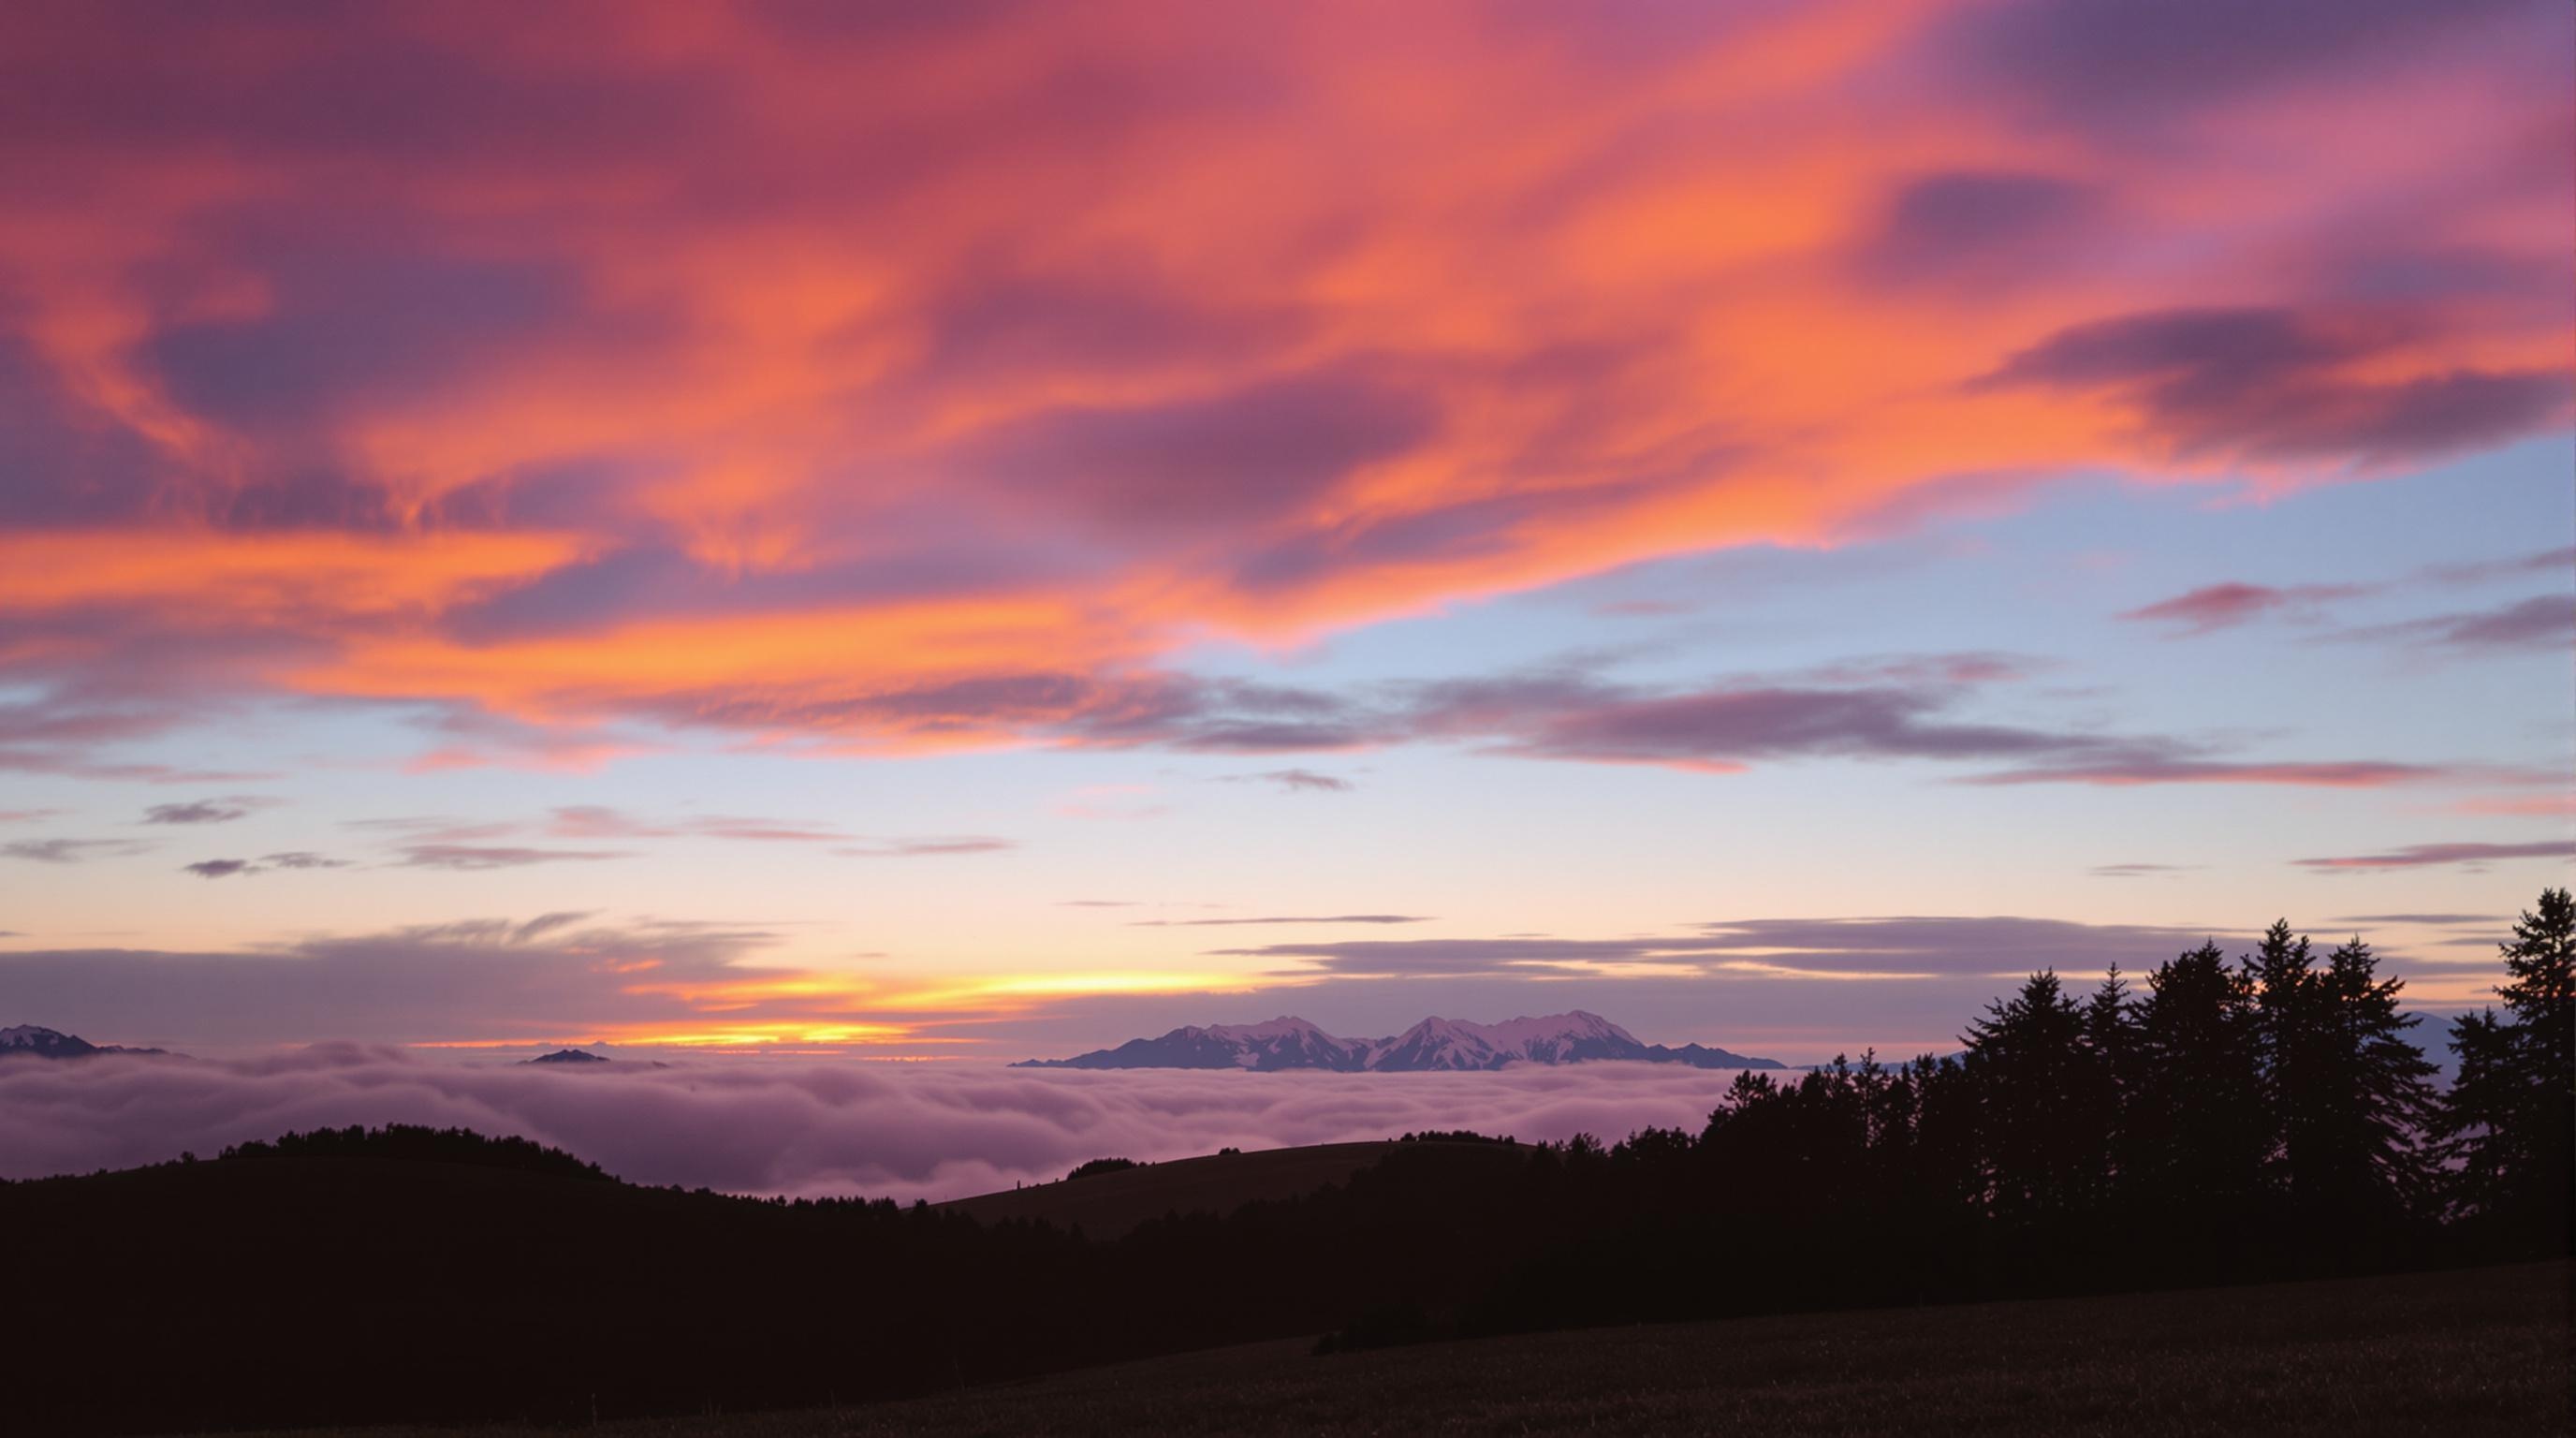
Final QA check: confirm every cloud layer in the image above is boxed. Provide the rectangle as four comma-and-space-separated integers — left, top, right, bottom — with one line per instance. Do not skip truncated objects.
0, 1048, 1770, 1202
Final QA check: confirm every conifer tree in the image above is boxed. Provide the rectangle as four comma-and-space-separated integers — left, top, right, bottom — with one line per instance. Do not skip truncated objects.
2436, 888, 2575, 1252
2129, 942, 2268, 1248
2297, 937, 2439, 1240
1963, 971, 2097, 1222
2247, 918, 2319, 1204
2080, 964, 2134, 1209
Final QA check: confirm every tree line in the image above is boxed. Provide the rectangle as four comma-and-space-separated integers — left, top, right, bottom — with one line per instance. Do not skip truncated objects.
1307, 888, 2569, 1344
1640, 887, 2569, 1302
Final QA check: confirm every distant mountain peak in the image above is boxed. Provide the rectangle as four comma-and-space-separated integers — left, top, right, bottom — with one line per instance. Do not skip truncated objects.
0, 1023, 166, 1059
526, 1048, 611, 1064
1015, 1012, 1778, 1072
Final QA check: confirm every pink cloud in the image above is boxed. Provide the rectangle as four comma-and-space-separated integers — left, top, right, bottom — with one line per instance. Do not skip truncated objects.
2120, 581, 2363, 635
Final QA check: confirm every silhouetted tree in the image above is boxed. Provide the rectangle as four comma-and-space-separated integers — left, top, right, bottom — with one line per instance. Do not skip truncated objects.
1963, 971, 2100, 1225
2081, 964, 2134, 1210
2293, 938, 2439, 1250
2434, 887, 2575, 1253
2247, 918, 2319, 1207
2129, 942, 2269, 1262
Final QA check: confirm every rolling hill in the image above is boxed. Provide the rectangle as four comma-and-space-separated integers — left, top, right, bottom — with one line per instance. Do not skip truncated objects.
938, 1139, 1525, 1239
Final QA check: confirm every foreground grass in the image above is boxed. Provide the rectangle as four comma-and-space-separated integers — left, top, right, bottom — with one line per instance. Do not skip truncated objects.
243, 1261, 2566, 1437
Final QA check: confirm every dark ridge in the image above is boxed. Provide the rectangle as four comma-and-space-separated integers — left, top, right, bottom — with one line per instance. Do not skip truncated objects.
216, 1123, 612, 1182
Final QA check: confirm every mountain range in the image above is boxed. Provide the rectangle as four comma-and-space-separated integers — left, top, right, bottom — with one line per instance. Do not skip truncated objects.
1013, 1011, 1782, 1072
0, 1024, 166, 1059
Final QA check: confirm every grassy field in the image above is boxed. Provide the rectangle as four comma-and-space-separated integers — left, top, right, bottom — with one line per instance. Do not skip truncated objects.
236, 1260, 2568, 1437
935, 1139, 1519, 1239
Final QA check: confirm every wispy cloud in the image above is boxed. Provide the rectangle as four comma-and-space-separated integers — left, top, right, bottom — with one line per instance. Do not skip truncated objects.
2120, 582, 2367, 636
141, 798, 274, 826
1130, 915, 1430, 928
832, 837, 1017, 858
2294, 840, 2576, 873
395, 845, 634, 872
2335, 594, 2576, 654
1221, 769, 1355, 793
545, 806, 851, 843
2, 838, 156, 864
1219, 916, 2239, 981
183, 851, 350, 879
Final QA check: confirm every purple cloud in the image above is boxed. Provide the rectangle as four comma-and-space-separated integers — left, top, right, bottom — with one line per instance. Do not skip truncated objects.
1221, 915, 2235, 980
1486, 684, 2097, 770
2338, 594, 2576, 653
2120, 581, 2367, 635
1858, 170, 2099, 286
2295, 840, 2576, 872
1978, 305, 2573, 465
183, 859, 256, 879
952, 369, 1438, 536
261, 851, 347, 870
143, 799, 267, 826
182, 851, 348, 879
395, 844, 633, 871
1957, 0, 2547, 126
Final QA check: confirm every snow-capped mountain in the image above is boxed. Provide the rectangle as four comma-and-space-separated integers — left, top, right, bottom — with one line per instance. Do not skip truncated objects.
1018, 1016, 1372, 1071
1016, 1011, 1781, 1071
0, 1024, 165, 1059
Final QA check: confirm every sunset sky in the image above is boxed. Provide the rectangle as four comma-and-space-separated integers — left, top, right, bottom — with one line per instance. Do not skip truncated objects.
2, 0, 2569, 1064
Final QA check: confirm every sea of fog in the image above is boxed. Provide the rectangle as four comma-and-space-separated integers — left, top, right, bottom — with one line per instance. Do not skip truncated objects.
0, 1047, 1772, 1202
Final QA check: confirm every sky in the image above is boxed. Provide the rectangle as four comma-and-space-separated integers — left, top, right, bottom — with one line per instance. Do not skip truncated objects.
1, 0, 2569, 1067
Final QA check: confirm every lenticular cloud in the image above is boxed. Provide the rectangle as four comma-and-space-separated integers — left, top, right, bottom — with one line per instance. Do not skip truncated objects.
0, 1049, 1762, 1202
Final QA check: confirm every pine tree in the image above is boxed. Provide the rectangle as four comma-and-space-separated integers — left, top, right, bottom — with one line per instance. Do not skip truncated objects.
2436, 888, 2575, 1252
2129, 941, 2269, 1261
2247, 918, 2319, 1206
1963, 971, 2099, 1224
2299, 938, 2439, 1242
2080, 964, 2134, 1210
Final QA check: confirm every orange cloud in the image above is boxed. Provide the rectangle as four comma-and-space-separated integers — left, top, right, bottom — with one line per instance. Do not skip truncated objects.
0, 0, 2565, 764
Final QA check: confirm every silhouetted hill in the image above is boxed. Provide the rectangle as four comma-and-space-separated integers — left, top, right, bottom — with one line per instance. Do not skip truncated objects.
526, 1047, 611, 1064
0, 1125, 1566, 1434
939, 1140, 1524, 1239
1017, 1011, 1783, 1071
